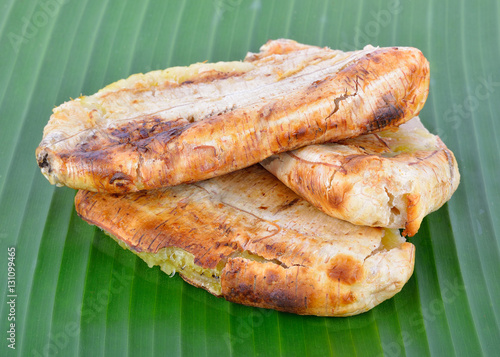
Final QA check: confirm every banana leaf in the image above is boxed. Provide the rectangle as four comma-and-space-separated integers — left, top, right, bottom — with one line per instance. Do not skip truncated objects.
1, 0, 499, 356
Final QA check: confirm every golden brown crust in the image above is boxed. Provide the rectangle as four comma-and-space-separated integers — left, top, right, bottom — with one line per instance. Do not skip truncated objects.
75, 165, 415, 316
221, 243, 414, 316
261, 117, 460, 236
38, 39, 429, 193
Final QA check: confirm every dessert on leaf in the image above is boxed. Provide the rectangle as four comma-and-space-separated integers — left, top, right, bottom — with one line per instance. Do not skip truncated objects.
36, 39, 459, 316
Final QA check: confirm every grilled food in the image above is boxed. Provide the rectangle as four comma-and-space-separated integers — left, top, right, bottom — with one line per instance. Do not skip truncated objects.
75, 165, 414, 316
261, 117, 460, 236
37, 39, 429, 193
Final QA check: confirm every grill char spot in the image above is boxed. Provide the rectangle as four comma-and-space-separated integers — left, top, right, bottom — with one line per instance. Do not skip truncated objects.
368, 94, 405, 132
38, 153, 50, 169
327, 254, 363, 285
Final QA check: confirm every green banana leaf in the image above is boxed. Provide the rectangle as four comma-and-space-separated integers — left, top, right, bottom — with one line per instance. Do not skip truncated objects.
1, 0, 499, 356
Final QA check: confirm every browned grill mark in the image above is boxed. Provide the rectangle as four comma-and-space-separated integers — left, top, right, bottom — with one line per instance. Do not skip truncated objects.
110, 118, 193, 145
109, 172, 131, 185
367, 94, 405, 132
99, 70, 250, 101
178, 70, 247, 86
218, 200, 281, 243
408, 150, 439, 165
342, 291, 356, 304
286, 151, 346, 172
266, 270, 280, 285
373, 133, 392, 151
325, 182, 353, 210
327, 255, 364, 285
37, 152, 51, 173
275, 197, 300, 213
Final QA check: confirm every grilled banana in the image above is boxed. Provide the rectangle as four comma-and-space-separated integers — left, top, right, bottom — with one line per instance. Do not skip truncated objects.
37, 39, 429, 193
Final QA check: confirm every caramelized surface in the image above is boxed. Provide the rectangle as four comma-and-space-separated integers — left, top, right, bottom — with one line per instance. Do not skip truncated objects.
262, 117, 460, 236
38, 39, 429, 193
76, 165, 414, 316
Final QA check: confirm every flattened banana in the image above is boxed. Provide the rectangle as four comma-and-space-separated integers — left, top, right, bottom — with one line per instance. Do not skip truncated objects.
37, 39, 429, 192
